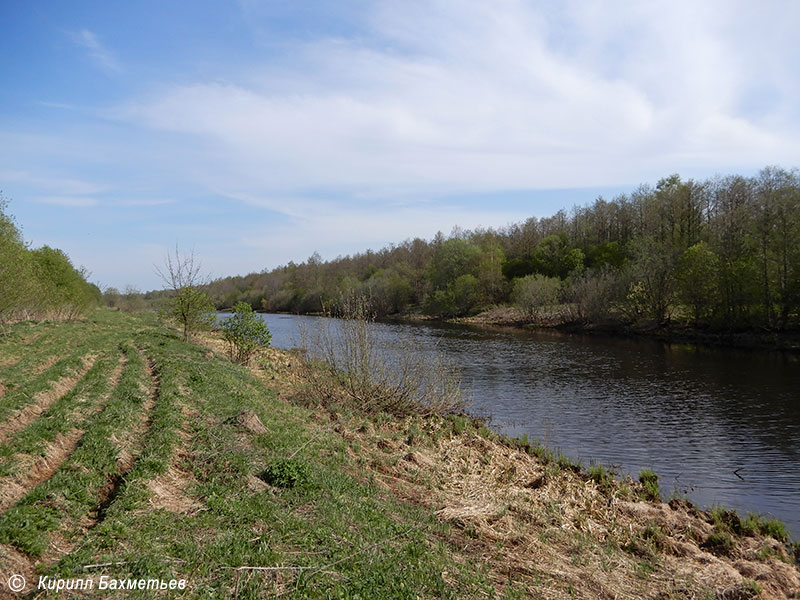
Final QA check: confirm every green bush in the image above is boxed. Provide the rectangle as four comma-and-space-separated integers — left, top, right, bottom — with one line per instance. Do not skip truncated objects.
1, 197, 99, 324
260, 458, 309, 489
220, 302, 272, 364
512, 273, 561, 321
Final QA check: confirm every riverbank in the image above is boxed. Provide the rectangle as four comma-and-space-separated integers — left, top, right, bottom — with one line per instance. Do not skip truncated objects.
1, 310, 798, 598
385, 305, 800, 352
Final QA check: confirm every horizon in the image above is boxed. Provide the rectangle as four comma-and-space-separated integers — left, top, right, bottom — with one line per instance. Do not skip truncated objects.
2, 1, 799, 290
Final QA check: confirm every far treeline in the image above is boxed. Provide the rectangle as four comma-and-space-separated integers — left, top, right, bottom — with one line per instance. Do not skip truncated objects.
157, 167, 799, 332
0, 195, 101, 325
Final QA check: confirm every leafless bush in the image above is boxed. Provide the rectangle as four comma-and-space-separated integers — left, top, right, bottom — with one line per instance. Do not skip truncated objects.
562, 267, 621, 324
299, 295, 467, 417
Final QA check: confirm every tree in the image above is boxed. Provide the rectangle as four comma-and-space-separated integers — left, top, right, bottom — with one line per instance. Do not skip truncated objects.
563, 267, 620, 324
677, 242, 719, 325
430, 238, 480, 290
0, 198, 37, 323
512, 274, 561, 321
221, 301, 272, 364
625, 237, 678, 324
156, 246, 215, 341
30, 246, 98, 320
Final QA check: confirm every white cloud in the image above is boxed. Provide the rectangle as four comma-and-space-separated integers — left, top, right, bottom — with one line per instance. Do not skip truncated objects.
122, 198, 176, 207
115, 0, 799, 204
1, 172, 107, 196
34, 195, 99, 207
70, 29, 121, 73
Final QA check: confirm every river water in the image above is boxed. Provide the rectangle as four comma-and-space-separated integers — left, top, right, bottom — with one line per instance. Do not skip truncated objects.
246, 312, 800, 537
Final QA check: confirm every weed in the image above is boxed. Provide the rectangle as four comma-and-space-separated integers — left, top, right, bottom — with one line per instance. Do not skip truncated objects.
261, 458, 310, 489
638, 468, 660, 501
450, 414, 469, 435
702, 528, 735, 556
587, 464, 614, 491
625, 523, 665, 558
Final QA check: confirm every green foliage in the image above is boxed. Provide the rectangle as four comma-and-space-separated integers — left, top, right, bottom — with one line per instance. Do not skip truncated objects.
625, 237, 678, 324
201, 166, 800, 334
161, 286, 215, 342
0, 198, 99, 323
260, 458, 310, 488
425, 274, 481, 317
678, 241, 719, 324
585, 241, 626, 270
30, 246, 100, 319
430, 238, 481, 290
221, 301, 272, 364
512, 273, 561, 321
0, 203, 36, 322
502, 234, 585, 281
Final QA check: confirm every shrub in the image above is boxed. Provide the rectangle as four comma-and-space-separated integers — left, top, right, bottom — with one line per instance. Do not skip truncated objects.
562, 267, 621, 324
161, 286, 216, 342
260, 458, 309, 489
300, 295, 467, 417
156, 247, 215, 342
512, 274, 561, 321
221, 302, 272, 364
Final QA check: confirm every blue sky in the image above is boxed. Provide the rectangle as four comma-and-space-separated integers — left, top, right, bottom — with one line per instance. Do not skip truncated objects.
2, 1, 799, 290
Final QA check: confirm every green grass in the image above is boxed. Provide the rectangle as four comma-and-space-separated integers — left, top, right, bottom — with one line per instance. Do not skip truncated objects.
638, 468, 660, 501
708, 505, 791, 544
0, 351, 122, 476
0, 310, 502, 598
0, 342, 151, 555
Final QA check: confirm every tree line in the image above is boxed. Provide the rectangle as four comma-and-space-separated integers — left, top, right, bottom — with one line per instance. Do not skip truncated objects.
0, 196, 101, 324
197, 166, 799, 331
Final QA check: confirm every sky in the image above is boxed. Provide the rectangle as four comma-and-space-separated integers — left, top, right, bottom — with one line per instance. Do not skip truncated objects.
2, 0, 799, 291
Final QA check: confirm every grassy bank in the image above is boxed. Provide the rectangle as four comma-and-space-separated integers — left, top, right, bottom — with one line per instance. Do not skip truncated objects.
0, 309, 798, 599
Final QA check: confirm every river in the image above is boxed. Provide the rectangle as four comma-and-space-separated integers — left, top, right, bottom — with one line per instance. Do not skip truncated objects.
240, 312, 800, 538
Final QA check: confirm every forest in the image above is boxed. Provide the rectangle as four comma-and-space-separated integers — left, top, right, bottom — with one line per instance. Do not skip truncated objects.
193, 167, 800, 332
0, 195, 101, 325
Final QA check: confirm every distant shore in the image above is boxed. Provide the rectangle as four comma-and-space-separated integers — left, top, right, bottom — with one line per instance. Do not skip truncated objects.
381, 305, 800, 353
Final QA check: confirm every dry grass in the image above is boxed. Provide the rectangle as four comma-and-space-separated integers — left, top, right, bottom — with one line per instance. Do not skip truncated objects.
353, 420, 800, 599
228, 339, 800, 600
146, 463, 201, 515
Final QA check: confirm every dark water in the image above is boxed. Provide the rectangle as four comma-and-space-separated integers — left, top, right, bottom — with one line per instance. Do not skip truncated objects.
248, 313, 800, 538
